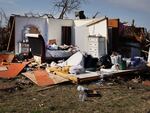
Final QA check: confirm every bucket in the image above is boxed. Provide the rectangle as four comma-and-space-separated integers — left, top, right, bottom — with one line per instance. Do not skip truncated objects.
120, 60, 126, 70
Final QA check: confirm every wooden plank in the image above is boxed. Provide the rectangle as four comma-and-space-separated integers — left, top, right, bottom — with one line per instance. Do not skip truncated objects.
48, 72, 68, 84
76, 72, 99, 83
0, 62, 27, 79
100, 67, 149, 78
7, 19, 15, 51
23, 70, 68, 87
54, 71, 78, 83
22, 72, 37, 84
54, 71, 100, 83
34, 70, 55, 87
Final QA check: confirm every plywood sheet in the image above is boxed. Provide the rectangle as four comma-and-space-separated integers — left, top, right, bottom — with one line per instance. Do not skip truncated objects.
22, 72, 37, 84
22, 70, 68, 87
0, 62, 27, 79
48, 73, 68, 84
34, 70, 54, 86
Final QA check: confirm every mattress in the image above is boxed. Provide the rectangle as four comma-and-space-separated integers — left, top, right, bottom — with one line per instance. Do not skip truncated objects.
45, 49, 72, 59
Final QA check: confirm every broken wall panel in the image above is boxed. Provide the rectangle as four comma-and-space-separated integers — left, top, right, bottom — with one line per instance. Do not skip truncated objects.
0, 62, 27, 79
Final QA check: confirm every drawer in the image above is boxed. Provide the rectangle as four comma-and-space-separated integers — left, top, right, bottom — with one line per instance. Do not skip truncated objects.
88, 42, 99, 47
89, 51, 99, 58
89, 38, 98, 42
88, 47, 98, 52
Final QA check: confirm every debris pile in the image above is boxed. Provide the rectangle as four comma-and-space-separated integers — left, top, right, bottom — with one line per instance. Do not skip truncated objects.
0, 16, 150, 105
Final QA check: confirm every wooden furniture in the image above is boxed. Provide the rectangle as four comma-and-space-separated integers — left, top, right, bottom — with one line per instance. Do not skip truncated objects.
18, 42, 30, 55
88, 36, 106, 58
27, 34, 45, 63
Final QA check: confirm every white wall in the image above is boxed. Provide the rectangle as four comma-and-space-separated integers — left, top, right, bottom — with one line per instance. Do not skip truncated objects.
14, 16, 108, 55
74, 18, 108, 53
74, 26, 89, 52
88, 18, 108, 54
74, 19, 93, 52
88, 19, 108, 38
74, 19, 92, 27
15, 17, 74, 54
47, 19, 74, 45
15, 16, 47, 54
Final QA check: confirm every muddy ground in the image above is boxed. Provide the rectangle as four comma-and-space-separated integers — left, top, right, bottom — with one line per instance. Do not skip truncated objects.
0, 74, 150, 113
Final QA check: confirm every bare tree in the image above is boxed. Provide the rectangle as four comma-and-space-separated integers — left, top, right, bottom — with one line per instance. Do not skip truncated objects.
0, 8, 9, 51
92, 11, 100, 18
52, 0, 86, 19
0, 8, 8, 27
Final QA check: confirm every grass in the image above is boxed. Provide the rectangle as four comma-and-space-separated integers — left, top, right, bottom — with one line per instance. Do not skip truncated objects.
0, 77, 150, 113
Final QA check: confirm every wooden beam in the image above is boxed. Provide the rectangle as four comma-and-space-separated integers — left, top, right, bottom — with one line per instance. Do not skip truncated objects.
7, 19, 15, 51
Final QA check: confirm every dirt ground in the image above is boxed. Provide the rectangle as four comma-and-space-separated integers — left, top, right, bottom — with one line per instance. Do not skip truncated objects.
0, 74, 150, 113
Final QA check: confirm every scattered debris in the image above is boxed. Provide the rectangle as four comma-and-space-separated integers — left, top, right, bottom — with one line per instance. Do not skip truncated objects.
0, 66, 8, 71
77, 85, 101, 101
36, 85, 58, 92
0, 15, 150, 111
0, 82, 17, 92
142, 80, 150, 86
22, 69, 68, 87
0, 62, 28, 79
131, 77, 141, 83
0, 53, 15, 63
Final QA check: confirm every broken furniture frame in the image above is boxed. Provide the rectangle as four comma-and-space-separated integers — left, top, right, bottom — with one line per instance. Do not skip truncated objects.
26, 34, 45, 63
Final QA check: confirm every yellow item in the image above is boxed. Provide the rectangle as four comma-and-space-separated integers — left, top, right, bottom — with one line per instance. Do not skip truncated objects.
54, 71, 78, 83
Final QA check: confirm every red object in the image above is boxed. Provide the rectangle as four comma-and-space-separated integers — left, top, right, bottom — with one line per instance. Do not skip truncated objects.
23, 70, 54, 87
23, 69, 68, 87
0, 62, 27, 79
142, 80, 150, 86
34, 70, 55, 86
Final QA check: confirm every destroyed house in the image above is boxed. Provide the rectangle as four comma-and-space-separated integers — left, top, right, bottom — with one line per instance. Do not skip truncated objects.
108, 19, 147, 58
7, 15, 147, 61
7, 16, 108, 62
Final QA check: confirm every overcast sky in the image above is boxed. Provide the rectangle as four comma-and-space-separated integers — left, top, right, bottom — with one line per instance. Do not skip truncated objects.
0, 0, 149, 30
